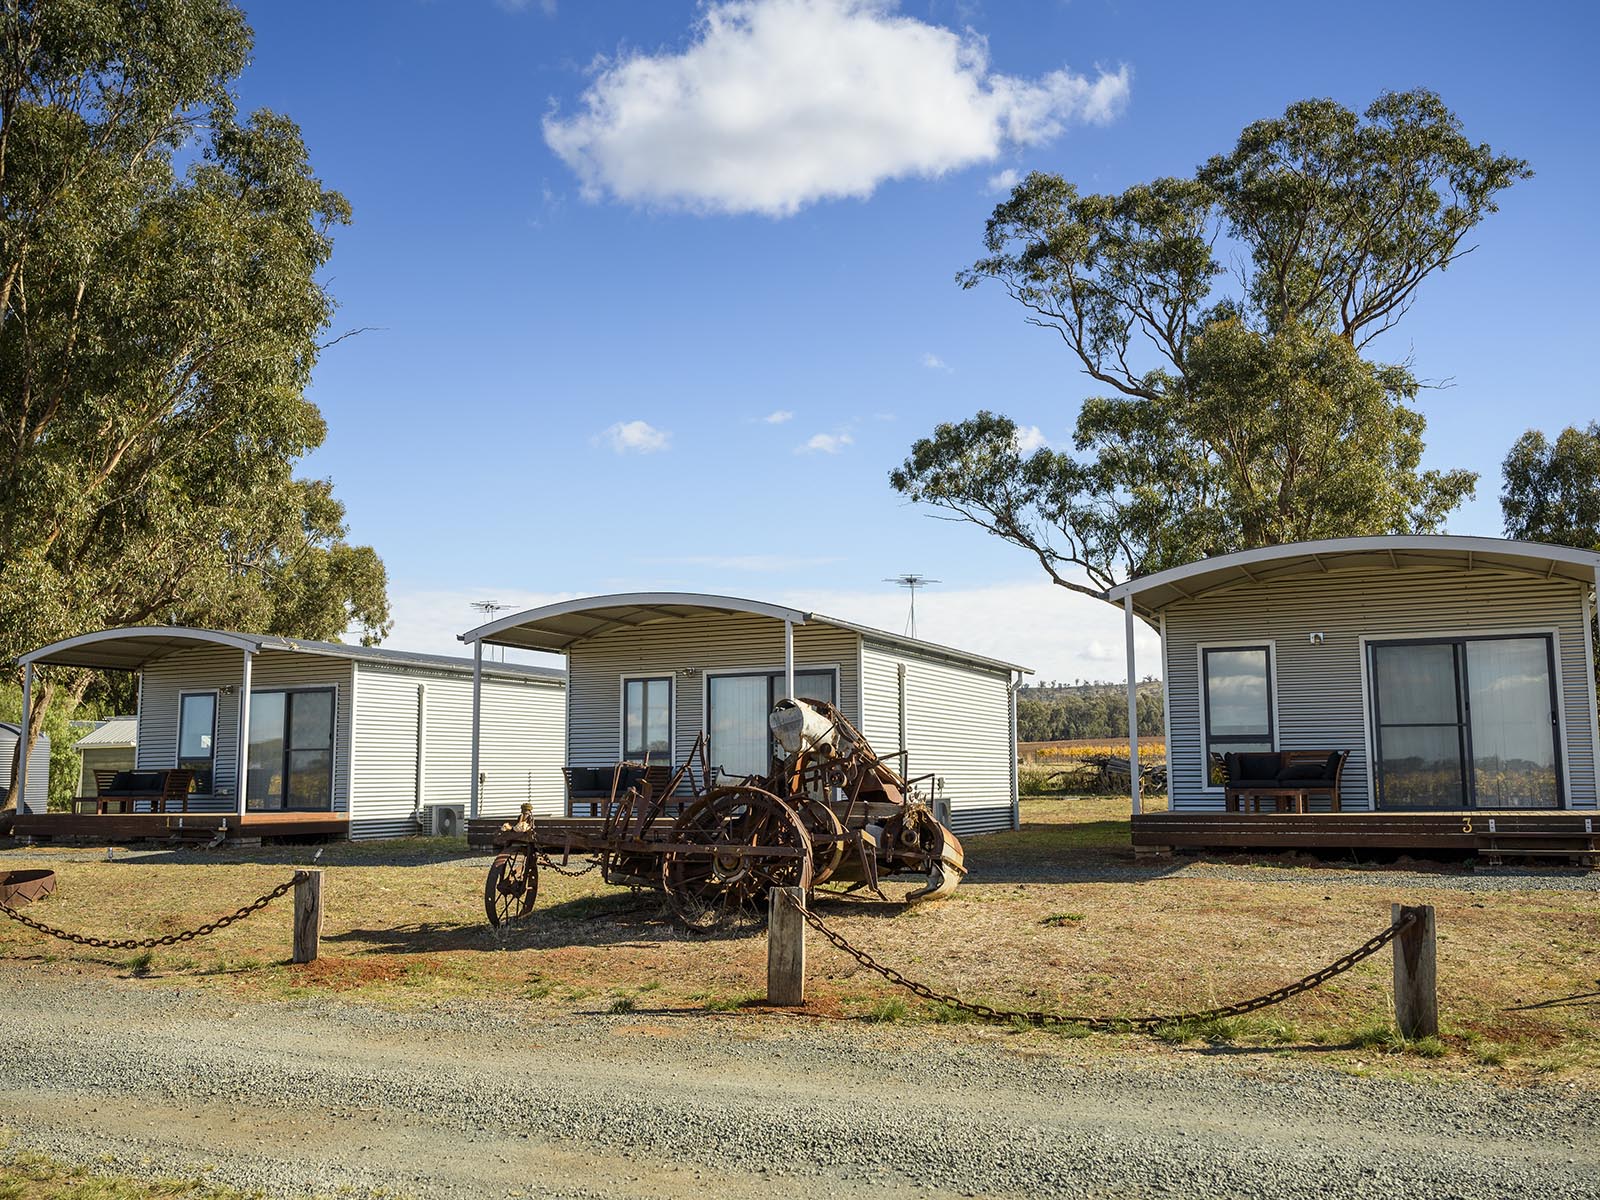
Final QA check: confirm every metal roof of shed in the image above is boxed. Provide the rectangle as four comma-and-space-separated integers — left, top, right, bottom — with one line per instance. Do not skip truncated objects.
460, 592, 1030, 674
1104, 536, 1600, 620
18, 627, 565, 684
72, 716, 137, 750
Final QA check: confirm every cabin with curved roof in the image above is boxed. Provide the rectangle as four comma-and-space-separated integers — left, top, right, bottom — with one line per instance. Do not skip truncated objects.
461, 593, 1028, 837
13, 628, 566, 841
1105, 537, 1600, 858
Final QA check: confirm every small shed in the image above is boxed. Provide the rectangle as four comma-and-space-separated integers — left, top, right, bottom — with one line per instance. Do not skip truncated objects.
73, 717, 138, 796
15, 628, 567, 840
1, 722, 50, 815
1105, 536, 1600, 856
460, 593, 1027, 836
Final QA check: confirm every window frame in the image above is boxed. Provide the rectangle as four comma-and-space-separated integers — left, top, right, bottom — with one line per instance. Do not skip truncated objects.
1197, 641, 1278, 792
175, 689, 219, 796
703, 665, 841, 777
246, 685, 337, 812
619, 675, 675, 764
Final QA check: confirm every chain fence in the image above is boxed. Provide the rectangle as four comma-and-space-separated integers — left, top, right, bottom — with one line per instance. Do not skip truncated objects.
0, 874, 302, 951
784, 891, 1415, 1031
537, 854, 600, 878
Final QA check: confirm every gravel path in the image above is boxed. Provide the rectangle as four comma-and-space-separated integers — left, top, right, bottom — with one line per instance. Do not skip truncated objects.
3, 970, 1596, 1199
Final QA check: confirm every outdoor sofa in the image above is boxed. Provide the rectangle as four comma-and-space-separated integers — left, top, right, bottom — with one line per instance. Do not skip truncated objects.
1215, 750, 1347, 813
77, 768, 195, 815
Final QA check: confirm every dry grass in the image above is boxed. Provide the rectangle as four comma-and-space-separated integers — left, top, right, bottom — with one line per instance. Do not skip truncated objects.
3, 794, 1597, 1077
0, 1145, 260, 1199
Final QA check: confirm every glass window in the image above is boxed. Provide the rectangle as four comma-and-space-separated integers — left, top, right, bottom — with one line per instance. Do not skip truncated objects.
177, 693, 217, 793
246, 689, 334, 810
707, 669, 838, 777
1202, 646, 1273, 773
1465, 638, 1559, 808
623, 678, 672, 762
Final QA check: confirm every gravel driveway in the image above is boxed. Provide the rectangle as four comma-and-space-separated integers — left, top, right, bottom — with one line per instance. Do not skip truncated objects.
4, 969, 1596, 1199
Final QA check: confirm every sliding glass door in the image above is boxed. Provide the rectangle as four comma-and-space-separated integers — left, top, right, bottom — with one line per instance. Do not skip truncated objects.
1370, 636, 1561, 809
708, 670, 837, 778
246, 688, 335, 811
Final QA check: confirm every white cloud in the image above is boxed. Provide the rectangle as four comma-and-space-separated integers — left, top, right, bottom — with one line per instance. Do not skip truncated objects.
1012, 424, 1050, 453
986, 167, 1020, 193
921, 352, 953, 372
777, 579, 1162, 683
797, 431, 854, 454
596, 419, 671, 454
543, 0, 1130, 216
763, 409, 795, 424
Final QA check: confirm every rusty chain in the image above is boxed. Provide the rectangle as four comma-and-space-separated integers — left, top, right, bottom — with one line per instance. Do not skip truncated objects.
537, 854, 600, 878
0, 874, 301, 951
785, 892, 1415, 1031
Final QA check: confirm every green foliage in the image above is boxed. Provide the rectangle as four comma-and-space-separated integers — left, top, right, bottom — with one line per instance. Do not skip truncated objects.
0, 1, 390, 811
1016, 680, 1162, 741
1502, 423, 1600, 551
1503, 423, 1600, 687
893, 90, 1526, 599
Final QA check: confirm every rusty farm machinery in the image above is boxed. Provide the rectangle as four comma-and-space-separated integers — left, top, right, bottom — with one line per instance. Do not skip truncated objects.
484, 697, 966, 932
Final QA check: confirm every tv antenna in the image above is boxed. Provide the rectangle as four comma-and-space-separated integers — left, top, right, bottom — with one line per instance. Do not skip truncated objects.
884, 574, 939, 640
470, 600, 511, 661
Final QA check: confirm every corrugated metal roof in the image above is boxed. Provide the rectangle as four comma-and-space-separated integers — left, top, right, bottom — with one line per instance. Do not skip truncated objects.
459, 592, 1030, 674
71, 716, 138, 749
1104, 536, 1600, 620
19, 627, 566, 684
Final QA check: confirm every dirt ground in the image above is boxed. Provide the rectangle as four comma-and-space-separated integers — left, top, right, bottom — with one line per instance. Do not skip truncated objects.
2, 795, 1596, 1075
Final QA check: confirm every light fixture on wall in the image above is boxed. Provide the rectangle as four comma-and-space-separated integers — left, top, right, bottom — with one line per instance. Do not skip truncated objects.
1308, 632, 1325, 645
220, 684, 236, 695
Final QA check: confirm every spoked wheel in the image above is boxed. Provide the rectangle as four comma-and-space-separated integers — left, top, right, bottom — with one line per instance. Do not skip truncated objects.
484, 844, 539, 927
792, 795, 845, 886
661, 787, 813, 934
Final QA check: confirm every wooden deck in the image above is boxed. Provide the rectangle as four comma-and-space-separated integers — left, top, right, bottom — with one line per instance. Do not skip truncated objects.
1132, 809, 1598, 865
14, 811, 350, 845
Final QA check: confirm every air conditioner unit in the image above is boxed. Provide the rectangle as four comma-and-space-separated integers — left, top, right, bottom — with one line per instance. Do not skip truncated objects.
429, 803, 466, 838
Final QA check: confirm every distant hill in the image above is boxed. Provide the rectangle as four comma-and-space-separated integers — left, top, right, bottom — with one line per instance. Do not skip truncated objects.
1016, 679, 1163, 741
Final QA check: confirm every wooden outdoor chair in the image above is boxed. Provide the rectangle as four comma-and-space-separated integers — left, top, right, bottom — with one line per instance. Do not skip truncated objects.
92, 769, 121, 795
154, 769, 195, 813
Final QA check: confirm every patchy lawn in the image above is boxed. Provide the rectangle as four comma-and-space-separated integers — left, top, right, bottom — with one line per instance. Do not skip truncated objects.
0, 1146, 259, 1199
3, 794, 1596, 1078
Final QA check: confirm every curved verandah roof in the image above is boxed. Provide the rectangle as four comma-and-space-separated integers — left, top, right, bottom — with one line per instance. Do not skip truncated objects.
458, 591, 1028, 674
1103, 536, 1600, 622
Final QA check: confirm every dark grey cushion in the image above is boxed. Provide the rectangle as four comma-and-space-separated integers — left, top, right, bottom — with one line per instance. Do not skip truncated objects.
567, 767, 605, 795
1228, 752, 1282, 783
1279, 762, 1331, 782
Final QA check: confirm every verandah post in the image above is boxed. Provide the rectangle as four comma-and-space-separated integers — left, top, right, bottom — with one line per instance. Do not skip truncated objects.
1123, 594, 1141, 815
1392, 903, 1438, 1040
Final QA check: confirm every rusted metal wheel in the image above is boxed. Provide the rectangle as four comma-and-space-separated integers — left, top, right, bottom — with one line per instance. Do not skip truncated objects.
792, 796, 845, 885
484, 845, 539, 927
0, 869, 56, 908
661, 787, 812, 934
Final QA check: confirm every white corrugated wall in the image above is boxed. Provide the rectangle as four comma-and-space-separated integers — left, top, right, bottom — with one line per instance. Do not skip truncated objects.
1162, 566, 1599, 812
136, 648, 353, 813
566, 612, 860, 777
859, 640, 1017, 836
1, 726, 51, 813
349, 665, 566, 838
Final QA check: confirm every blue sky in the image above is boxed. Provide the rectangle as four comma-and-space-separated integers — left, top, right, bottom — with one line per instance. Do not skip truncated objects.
235, 0, 1598, 680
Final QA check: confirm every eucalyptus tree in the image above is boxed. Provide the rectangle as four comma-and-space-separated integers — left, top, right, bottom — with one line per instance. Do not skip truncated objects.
0, 1, 388, 817
892, 90, 1528, 601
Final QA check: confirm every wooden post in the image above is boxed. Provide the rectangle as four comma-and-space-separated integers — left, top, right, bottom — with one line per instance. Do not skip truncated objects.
1392, 903, 1437, 1040
293, 869, 323, 964
767, 886, 806, 1006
